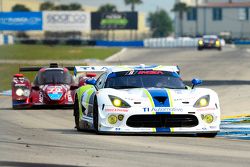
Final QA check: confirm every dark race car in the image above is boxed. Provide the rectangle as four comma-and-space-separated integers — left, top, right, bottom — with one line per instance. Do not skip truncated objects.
197, 35, 222, 51
11, 63, 79, 109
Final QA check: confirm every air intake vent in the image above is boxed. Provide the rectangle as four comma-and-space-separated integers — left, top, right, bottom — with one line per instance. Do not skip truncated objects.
50, 63, 58, 68
154, 96, 167, 104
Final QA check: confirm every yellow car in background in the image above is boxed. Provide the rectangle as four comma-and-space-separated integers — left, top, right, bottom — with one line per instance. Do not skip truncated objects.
198, 35, 222, 51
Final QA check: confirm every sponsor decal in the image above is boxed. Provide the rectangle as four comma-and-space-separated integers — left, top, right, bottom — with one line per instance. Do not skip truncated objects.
14, 83, 26, 87
0, 12, 42, 31
210, 126, 217, 129
125, 70, 164, 75
91, 12, 138, 30
128, 70, 134, 75
47, 86, 63, 93
68, 92, 73, 102
197, 107, 216, 111
143, 107, 183, 112
43, 11, 90, 31
105, 108, 129, 112
137, 71, 164, 75
39, 92, 43, 103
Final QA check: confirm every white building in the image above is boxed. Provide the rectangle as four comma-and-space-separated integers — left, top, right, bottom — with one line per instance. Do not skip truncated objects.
174, 0, 250, 38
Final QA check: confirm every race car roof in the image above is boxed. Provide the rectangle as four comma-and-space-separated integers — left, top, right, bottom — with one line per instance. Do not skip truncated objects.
74, 65, 179, 76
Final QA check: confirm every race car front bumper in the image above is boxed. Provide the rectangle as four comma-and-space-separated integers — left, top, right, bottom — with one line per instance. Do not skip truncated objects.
98, 106, 220, 134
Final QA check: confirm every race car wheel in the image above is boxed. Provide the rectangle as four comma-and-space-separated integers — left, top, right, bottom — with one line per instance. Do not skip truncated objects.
74, 97, 80, 131
197, 133, 217, 138
93, 97, 99, 134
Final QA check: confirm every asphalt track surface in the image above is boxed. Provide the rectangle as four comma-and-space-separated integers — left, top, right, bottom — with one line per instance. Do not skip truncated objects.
1, 47, 250, 167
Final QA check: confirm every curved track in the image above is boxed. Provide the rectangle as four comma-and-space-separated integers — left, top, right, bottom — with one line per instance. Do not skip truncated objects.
1, 47, 250, 167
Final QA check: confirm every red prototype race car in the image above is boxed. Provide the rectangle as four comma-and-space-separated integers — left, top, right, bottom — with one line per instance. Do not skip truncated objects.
11, 63, 80, 109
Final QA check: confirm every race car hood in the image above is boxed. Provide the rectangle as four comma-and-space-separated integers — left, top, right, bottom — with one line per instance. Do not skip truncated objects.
101, 87, 213, 108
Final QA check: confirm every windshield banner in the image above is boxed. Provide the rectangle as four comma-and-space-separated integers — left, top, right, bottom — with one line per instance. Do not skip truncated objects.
0, 12, 42, 31
43, 11, 90, 31
91, 12, 138, 30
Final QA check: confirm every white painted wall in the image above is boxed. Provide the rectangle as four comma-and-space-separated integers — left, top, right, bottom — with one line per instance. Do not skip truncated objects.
175, 7, 250, 38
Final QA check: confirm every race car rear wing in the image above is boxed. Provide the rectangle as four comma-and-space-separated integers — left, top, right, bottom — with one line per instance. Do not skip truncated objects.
19, 63, 75, 72
74, 66, 111, 76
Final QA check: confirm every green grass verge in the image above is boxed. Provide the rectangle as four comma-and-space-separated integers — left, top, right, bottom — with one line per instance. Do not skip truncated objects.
0, 44, 121, 60
0, 45, 121, 91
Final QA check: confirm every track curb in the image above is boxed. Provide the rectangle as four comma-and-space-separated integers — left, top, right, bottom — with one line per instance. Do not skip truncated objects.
222, 114, 250, 120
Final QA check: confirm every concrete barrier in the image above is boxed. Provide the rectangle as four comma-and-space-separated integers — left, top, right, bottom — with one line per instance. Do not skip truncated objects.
144, 37, 199, 48
95, 40, 144, 47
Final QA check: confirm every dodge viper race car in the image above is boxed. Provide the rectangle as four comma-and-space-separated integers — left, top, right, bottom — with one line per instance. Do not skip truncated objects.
73, 65, 221, 137
11, 63, 80, 109
197, 35, 222, 51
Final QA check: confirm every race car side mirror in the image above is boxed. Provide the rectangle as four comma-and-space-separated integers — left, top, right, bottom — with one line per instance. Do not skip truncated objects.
86, 78, 97, 85
32, 85, 40, 91
192, 79, 202, 89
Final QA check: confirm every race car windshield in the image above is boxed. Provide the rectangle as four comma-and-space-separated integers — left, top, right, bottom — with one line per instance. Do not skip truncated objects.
105, 71, 186, 89
35, 70, 72, 85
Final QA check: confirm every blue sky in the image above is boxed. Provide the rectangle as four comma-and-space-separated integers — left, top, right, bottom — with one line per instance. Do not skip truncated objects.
48, 0, 175, 17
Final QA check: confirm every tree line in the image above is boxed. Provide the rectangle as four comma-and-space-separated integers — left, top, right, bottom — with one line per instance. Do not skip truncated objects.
10, 0, 188, 38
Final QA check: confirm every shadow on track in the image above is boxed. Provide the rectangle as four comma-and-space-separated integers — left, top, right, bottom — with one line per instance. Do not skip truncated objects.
0, 161, 82, 167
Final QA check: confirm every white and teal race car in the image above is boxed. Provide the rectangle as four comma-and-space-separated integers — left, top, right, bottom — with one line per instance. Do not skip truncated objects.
73, 65, 220, 137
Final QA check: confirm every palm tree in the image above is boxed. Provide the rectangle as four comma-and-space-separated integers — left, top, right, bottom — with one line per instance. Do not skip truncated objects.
68, 3, 82, 10
12, 4, 30, 11
40, 1, 54, 11
98, 3, 117, 13
172, 2, 189, 37
124, 0, 142, 12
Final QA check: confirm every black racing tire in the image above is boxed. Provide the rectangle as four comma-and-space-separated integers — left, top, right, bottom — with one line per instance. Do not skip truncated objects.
197, 133, 217, 138
93, 97, 99, 134
197, 47, 203, 51
74, 97, 80, 131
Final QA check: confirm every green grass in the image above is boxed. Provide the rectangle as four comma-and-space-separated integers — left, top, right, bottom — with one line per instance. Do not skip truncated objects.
0, 44, 121, 91
0, 44, 121, 60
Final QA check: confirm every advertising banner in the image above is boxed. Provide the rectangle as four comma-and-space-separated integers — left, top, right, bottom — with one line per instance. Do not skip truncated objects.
0, 12, 42, 31
43, 11, 90, 31
91, 12, 138, 30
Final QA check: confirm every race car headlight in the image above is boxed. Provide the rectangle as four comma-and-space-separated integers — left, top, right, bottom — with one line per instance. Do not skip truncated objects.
198, 40, 204, 45
23, 89, 30, 97
109, 95, 131, 108
16, 88, 24, 96
194, 95, 210, 108
215, 40, 220, 47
